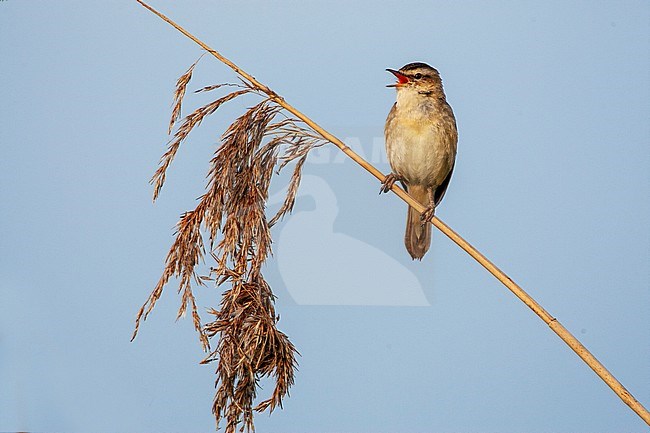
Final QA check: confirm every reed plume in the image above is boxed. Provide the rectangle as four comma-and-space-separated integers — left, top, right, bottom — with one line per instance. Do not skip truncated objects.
132, 55, 325, 431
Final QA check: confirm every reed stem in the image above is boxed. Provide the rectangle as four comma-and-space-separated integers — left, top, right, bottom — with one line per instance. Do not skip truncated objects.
135, 0, 650, 425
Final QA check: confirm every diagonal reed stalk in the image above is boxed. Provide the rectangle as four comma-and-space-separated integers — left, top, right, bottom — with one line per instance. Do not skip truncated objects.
135, 0, 650, 427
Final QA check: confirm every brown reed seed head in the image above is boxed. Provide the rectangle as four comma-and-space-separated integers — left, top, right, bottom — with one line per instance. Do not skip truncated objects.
132, 57, 324, 432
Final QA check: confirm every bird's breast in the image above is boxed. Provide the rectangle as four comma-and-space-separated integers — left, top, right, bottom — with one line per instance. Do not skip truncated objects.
385, 107, 456, 188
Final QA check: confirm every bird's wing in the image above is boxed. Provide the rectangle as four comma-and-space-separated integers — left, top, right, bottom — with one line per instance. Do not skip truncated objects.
433, 162, 454, 207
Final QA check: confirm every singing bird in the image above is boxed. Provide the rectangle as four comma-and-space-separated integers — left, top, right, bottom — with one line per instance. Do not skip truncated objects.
381, 62, 458, 260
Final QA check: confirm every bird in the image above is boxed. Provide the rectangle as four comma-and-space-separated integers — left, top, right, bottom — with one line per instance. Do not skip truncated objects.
381, 62, 458, 260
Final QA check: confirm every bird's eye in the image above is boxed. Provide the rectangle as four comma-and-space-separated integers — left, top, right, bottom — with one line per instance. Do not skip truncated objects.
414, 73, 423, 79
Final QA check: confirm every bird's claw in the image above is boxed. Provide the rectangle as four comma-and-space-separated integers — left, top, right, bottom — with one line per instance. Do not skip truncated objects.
420, 206, 435, 224
380, 173, 402, 194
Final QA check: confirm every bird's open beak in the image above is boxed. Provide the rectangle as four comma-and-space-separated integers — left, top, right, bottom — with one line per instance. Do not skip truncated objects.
386, 69, 409, 87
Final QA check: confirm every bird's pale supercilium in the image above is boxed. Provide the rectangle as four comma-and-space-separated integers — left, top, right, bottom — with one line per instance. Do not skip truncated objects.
381, 62, 458, 260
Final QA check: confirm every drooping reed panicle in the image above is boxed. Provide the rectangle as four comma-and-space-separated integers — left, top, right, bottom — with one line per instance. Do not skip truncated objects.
132, 55, 325, 432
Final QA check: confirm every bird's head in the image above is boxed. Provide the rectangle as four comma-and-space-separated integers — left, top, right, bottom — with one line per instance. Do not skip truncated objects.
386, 62, 443, 96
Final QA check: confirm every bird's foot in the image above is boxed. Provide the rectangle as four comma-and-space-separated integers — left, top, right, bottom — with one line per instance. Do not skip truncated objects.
380, 173, 402, 194
420, 206, 435, 225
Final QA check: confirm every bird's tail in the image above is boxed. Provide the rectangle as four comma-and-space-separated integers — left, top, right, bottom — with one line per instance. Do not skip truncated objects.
405, 185, 431, 260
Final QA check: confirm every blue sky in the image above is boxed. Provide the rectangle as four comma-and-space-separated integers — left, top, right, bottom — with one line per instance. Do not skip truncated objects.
1, 1, 648, 432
